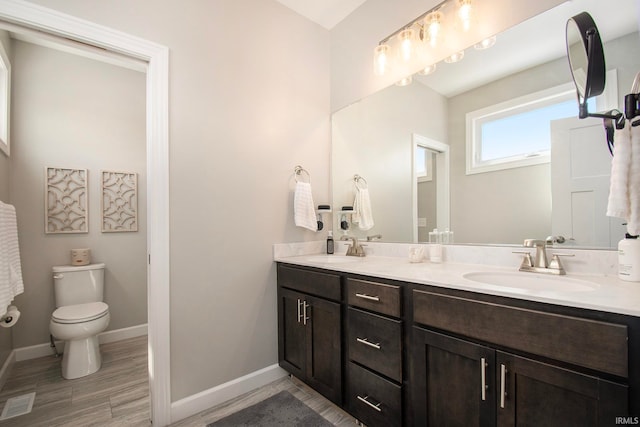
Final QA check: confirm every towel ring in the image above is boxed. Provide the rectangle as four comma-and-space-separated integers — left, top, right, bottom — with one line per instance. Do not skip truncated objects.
294, 165, 311, 183
354, 174, 368, 190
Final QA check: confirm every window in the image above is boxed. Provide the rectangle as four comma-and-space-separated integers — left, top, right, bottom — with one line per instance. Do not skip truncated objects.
415, 146, 433, 182
466, 83, 596, 175
0, 38, 9, 157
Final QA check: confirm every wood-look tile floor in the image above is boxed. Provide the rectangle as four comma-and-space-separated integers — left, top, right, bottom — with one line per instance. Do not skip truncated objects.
0, 336, 356, 426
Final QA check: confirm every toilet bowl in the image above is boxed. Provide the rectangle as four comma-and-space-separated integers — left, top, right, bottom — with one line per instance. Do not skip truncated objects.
50, 302, 110, 379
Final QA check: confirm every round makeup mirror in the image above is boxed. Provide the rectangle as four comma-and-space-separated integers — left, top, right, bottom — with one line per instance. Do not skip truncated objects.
566, 11, 606, 117
566, 11, 625, 154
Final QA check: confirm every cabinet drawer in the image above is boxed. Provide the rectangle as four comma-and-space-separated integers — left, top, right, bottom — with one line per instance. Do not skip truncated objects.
413, 290, 628, 377
347, 362, 401, 427
347, 278, 401, 317
348, 308, 402, 382
277, 264, 341, 301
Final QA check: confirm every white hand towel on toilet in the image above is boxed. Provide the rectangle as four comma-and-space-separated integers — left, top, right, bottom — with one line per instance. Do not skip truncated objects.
294, 181, 318, 231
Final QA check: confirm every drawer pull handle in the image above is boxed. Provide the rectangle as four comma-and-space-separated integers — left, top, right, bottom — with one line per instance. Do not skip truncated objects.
297, 299, 302, 323
355, 293, 380, 302
500, 364, 507, 409
480, 357, 488, 401
357, 395, 382, 412
356, 337, 381, 350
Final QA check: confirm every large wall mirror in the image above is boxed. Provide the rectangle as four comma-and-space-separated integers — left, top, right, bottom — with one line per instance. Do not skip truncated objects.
332, 0, 639, 249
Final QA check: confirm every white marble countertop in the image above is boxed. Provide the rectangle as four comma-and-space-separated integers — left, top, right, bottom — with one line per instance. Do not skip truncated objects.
274, 252, 640, 317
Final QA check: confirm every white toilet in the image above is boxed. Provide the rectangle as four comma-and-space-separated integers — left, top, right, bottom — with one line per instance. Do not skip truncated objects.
49, 263, 110, 379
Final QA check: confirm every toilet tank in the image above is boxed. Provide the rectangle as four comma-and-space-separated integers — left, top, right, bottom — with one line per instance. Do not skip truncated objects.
52, 263, 105, 307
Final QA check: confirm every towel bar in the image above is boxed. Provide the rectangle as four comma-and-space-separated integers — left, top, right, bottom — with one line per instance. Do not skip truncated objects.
354, 174, 368, 189
294, 165, 310, 183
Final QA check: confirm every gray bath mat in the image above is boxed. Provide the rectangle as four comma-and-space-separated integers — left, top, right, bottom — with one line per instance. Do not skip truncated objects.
208, 390, 334, 426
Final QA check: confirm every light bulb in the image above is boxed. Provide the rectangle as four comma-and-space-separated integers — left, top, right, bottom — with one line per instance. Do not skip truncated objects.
444, 50, 465, 63
397, 29, 416, 63
474, 36, 496, 50
418, 64, 437, 76
458, 0, 472, 32
395, 75, 413, 87
425, 11, 443, 48
373, 44, 391, 76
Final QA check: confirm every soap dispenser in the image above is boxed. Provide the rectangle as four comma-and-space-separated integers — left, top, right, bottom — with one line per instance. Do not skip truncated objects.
326, 231, 334, 255
618, 233, 640, 281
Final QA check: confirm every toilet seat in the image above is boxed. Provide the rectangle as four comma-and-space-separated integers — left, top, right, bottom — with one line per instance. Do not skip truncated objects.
52, 302, 109, 324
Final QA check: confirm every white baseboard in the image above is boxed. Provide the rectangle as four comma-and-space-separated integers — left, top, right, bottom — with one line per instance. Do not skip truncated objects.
170, 364, 288, 424
14, 323, 148, 362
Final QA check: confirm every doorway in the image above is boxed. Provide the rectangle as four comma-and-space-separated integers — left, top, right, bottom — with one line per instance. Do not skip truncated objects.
412, 133, 450, 243
0, 2, 170, 425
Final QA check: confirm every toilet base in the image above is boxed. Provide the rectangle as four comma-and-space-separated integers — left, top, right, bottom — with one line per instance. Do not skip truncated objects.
61, 335, 102, 380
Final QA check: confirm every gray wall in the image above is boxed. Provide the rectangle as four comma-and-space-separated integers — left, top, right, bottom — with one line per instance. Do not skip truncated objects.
10, 40, 147, 348
24, 0, 331, 402
332, 82, 447, 243
0, 29, 11, 372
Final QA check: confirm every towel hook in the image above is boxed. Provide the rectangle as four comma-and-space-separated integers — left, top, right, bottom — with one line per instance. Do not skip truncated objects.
294, 165, 311, 183
354, 174, 368, 190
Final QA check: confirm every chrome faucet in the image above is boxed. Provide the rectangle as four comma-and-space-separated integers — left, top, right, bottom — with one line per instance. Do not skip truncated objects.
514, 238, 573, 275
340, 235, 366, 257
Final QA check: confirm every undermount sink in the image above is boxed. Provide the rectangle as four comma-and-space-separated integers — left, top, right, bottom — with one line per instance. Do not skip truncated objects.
305, 255, 359, 264
463, 271, 600, 292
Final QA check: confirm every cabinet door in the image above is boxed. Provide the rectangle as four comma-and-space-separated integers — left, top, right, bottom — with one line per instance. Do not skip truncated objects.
277, 287, 306, 379
306, 294, 342, 404
412, 327, 496, 427
496, 351, 629, 427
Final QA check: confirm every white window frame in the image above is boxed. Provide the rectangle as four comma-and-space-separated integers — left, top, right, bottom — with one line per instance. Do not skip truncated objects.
466, 70, 618, 176
465, 83, 578, 175
0, 37, 10, 156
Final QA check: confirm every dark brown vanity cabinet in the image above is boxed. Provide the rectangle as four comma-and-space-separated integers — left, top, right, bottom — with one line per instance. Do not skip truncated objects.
411, 289, 630, 427
277, 263, 638, 427
277, 264, 342, 404
345, 278, 403, 427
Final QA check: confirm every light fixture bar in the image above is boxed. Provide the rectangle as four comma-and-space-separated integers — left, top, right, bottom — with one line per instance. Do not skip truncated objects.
378, 3, 445, 45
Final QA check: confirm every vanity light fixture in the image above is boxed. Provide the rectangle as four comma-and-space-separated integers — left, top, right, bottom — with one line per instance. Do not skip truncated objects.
425, 11, 444, 48
373, 44, 391, 77
372, 0, 489, 78
418, 63, 437, 76
395, 75, 413, 86
444, 50, 465, 63
458, 0, 473, 32
398, 28, 418, 63
474, 35, 496, 50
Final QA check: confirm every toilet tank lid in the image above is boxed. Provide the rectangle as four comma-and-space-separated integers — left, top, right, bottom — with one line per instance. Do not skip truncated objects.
52, 263, 105, 273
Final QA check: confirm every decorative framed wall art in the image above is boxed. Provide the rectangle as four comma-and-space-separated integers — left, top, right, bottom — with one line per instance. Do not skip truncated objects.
45, 167, 88, 234
101, 170, 138, 232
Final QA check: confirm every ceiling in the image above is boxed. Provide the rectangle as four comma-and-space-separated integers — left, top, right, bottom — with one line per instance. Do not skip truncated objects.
274, 0, 367, 29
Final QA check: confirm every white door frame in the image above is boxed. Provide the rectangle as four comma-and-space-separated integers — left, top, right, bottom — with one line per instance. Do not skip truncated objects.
412, 133, 450, 242
0, 1, 171, 425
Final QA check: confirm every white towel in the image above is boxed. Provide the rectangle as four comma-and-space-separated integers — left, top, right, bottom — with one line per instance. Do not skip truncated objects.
294, 182, 317, 231
0, 201, 24, 317
352, 188, 374, 231
607, 123, 640, 235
